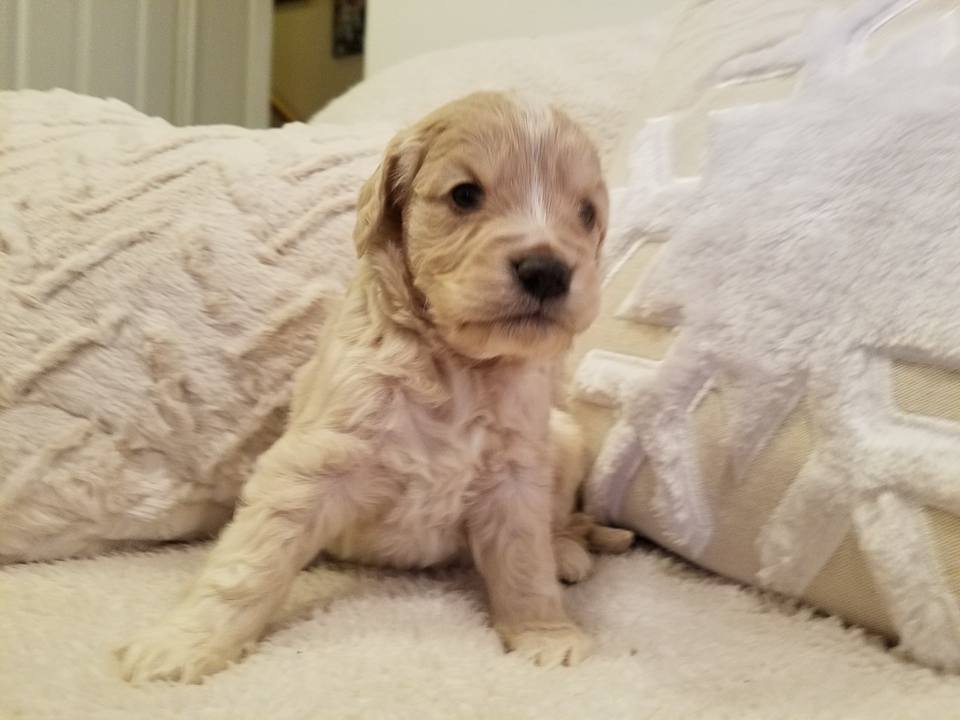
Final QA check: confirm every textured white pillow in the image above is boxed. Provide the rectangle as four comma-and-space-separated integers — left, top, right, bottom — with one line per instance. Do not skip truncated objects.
0, 90, 390, 562
310, 23, 676, 185
572, 1, 960, 671
311, 1, 824, 187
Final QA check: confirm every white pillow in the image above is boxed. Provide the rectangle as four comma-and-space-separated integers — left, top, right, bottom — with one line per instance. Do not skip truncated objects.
311, 2, 820, 187
571, 1, 960, 671
0, 90, 390, 562
310, 23, 676, 185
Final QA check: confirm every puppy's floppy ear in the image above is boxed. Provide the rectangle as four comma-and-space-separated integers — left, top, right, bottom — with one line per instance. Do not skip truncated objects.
353, 129, 425, 258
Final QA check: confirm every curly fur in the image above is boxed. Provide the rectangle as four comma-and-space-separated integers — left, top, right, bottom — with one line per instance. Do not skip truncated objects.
118, 92, 631, 683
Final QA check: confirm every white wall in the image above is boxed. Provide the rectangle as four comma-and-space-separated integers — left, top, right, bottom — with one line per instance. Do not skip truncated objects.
365, 0, 676, 75
0, 0, 273, 127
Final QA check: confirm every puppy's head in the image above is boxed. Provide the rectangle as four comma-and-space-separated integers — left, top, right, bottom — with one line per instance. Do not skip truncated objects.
355, 92, 608, 361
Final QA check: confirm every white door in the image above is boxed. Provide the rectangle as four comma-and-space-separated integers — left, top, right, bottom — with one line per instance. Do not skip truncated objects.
0, 0, 273, 128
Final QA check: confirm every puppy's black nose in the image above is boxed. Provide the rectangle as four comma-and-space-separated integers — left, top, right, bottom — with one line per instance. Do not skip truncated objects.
513, 255, 571, 301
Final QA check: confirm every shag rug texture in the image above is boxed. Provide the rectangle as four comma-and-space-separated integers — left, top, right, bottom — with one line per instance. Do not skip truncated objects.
6, 542, 960, 720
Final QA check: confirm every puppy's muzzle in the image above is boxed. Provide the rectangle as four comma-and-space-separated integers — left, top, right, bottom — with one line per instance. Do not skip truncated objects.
512, 254, 572, 301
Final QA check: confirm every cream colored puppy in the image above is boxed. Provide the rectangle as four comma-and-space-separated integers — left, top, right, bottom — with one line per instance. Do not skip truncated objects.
118, 92, 626, 684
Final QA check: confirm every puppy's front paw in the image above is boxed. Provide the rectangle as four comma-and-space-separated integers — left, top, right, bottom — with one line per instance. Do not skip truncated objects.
502, 623, 591, 668
116, 624, 243, 684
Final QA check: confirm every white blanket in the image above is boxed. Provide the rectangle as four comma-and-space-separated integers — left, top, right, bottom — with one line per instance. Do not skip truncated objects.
5, 543, 960, 720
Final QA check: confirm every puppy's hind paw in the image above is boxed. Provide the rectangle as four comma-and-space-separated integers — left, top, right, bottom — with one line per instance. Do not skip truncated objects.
588, 525, 635, 555
554, 535, 593, 584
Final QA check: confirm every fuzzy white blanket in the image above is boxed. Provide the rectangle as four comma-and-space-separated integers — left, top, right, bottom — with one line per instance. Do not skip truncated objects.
6, 543, 960, 720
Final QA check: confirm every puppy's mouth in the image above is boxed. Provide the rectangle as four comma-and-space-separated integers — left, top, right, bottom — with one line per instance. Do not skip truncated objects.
504, 309, 552, 325
444, 302, 577, 359
474, 307, 568, 333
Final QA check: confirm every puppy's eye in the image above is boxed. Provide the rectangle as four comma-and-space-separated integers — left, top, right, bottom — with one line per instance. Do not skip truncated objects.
578, 200, 596, 229
450, 183, 483, 211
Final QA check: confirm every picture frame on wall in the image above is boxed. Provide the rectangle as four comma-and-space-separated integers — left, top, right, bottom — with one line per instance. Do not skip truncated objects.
333, 0, 365, 57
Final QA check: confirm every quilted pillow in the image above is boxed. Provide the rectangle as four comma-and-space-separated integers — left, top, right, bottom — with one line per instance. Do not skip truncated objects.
570, 1, 960, 671
0, 90, 390, 562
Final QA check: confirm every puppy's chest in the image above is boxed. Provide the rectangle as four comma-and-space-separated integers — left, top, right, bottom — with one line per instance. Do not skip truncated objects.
377, 363, 550, 509
332, 361, 552, 568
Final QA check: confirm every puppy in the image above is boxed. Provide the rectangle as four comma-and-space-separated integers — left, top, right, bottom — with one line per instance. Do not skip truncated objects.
118, 92, 627, 683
